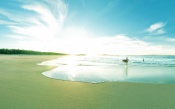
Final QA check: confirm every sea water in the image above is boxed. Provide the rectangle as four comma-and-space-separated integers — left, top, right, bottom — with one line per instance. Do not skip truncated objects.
38, 55, 175, 84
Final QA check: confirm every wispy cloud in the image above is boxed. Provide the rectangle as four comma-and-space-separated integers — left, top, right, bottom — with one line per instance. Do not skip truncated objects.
146, 22, 166, 35
0, 0, 67, 38
0, 0, 69, 51
0, 9, 32, 24
0, 20, 15, 25
166, 38, 175, 42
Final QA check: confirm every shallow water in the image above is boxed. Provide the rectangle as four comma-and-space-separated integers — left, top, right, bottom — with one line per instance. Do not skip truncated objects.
39, 55, 175, 84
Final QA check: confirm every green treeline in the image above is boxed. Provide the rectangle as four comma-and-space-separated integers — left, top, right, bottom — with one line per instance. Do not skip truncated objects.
0, 48, 66, 55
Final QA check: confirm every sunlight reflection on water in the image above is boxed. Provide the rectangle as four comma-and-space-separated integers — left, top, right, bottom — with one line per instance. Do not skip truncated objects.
39, 55, 175, 84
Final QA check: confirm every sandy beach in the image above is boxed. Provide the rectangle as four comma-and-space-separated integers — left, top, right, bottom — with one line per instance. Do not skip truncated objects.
0, 55, 175, 109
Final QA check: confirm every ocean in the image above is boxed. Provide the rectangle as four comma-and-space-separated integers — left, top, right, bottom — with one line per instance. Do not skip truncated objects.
39, 55, 175, 84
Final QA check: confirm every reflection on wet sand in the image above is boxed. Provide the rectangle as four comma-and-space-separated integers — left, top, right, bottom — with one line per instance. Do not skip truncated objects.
42, 64, 128, 83
124, 65, 128, 79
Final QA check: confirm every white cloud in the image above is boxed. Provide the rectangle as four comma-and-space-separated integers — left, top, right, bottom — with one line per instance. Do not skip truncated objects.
92, 35, 160, 55
0, 20, 15, 25
0, 9, 33, 24
147, 22, 165, 32
2, 0, 68, 41
166, 38, 175, 42
157, 28, 166, 34
146, 22, 166, 34
6, 35, 30, 40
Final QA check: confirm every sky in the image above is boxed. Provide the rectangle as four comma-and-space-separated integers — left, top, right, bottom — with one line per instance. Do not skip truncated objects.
0, 0, 175, 55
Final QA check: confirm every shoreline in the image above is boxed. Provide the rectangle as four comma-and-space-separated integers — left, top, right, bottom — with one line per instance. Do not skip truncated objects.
39, 55, 175, 84
0, 55, 175, 109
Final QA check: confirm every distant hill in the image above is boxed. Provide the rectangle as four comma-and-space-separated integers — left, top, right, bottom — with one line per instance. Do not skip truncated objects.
0, 49, 67, 55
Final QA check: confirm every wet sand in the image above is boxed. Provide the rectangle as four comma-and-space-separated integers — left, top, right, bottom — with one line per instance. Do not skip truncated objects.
0, 55, 175, 109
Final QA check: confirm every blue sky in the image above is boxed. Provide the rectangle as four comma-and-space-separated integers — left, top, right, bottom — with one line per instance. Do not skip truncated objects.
0, 0, 175, 55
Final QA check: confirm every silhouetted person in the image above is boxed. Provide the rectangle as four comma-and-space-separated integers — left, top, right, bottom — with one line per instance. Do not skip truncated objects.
122, 57, 129, 63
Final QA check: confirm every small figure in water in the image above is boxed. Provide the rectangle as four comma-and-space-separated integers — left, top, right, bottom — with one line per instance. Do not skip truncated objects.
143, 58, 144, 62
122, 57, 129, 63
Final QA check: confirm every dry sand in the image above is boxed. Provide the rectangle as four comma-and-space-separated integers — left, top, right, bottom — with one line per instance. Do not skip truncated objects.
0, 55, 175, 109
